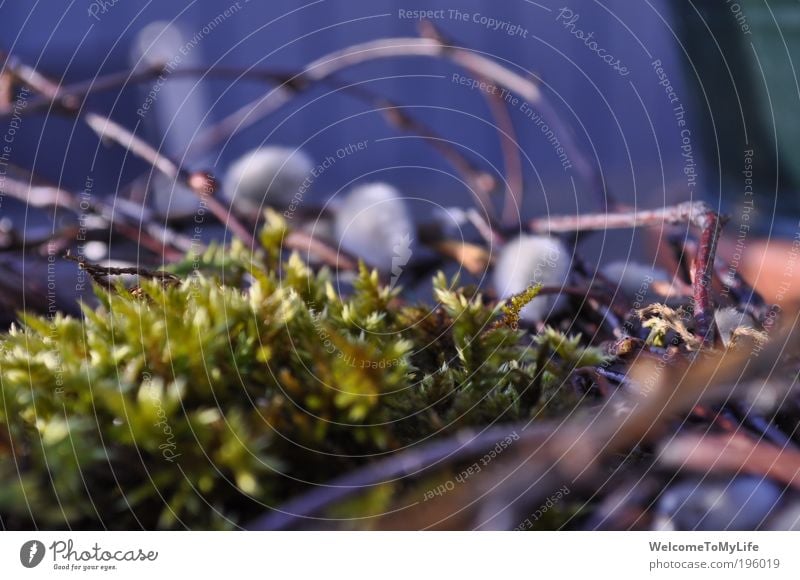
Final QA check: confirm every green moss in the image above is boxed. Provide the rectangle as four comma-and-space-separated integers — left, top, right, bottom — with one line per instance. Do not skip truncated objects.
0, 214, 606, 529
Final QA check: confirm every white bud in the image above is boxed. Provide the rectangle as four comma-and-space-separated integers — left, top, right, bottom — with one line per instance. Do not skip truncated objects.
493, 235, 571, 322
334, 183, 413, 272
82, 241, 108, 261
223, 146, 313, 214
714, 307, 756, 347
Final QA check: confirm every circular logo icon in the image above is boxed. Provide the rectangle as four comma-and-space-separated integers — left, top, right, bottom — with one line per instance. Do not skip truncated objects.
20, 540, 45, 568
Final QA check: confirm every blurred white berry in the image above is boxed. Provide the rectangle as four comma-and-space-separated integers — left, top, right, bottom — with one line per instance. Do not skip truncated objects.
493, 235, 571, 322
334, 182, 413, 273
223, 146, 314, 214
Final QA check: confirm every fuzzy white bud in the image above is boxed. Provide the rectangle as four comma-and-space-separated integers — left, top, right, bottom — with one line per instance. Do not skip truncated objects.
334, 182, 413, 273
223, 146, 313, 214
493, 235, 571, 322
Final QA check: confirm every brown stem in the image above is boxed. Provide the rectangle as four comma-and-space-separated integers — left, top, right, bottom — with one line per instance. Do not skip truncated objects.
659, 432, 800, 490
82, 114, 255, 247
84, 112, 181, 179
186, 72, 499, 220
63, 250, 180, 288
284, 230, 357, 272
529, 201, 715, 234
3, 55, 256, 248
0, 174, 187, 261
692, 208, 724, 345
3, 54, 62, 102
530, 201, 727, 346
418, 21, 523, 227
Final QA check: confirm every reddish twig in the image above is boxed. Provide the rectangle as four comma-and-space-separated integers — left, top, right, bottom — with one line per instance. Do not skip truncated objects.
691, 207, 724, 345
529, 201, 727, 345
83, 111, 254, 247
284, 230, 358, 272
659, 432, 800, 490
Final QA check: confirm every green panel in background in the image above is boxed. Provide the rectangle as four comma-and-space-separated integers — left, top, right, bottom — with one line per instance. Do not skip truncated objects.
743, 0, 800, 187
678, 0, 800, 232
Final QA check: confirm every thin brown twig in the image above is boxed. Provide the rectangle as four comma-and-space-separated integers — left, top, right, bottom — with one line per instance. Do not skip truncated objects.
418, 21, 523, 228
284, 230, 358, 272
63, 250, 180, 288
82, 111, 254, 247
186, 70, 499, 220
3, 56, 257, 249
692, 207, 724, 345
528, 201, 715, 234
3, 54, 63, 102
26, 58, 502, 223
0, 173, 187, 261
530, 201, 727, 345
301, 37, 540, 102
659, 431, 800, 490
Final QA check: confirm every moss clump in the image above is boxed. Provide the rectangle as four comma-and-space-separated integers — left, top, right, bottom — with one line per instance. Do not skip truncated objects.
0, 213, 605, 529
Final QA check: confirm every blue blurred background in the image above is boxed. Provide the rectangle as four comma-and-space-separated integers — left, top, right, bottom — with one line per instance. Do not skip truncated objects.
0, 0, 693, 223
2, 0, 798, 288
